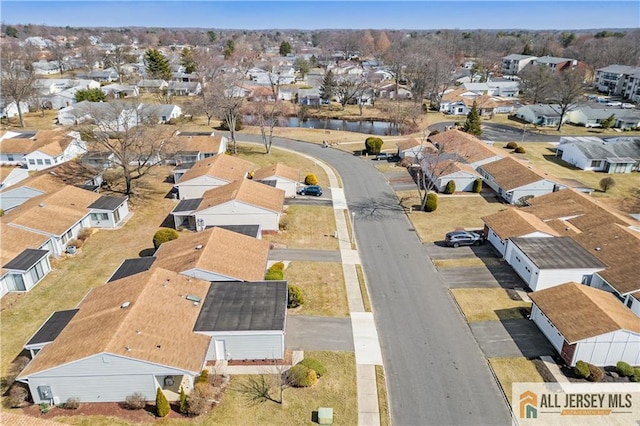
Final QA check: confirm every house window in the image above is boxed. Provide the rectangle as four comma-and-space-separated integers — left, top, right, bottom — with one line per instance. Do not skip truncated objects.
113, 208, 120, 223
44, 159, 51, 165
29, 159, 35, 165
28, 260, 46, 284
626, 298, 633, 308
7, 155, 14, 161
590, 160, 602, 168
91, 213, 109, 221
37, 159, 44, 165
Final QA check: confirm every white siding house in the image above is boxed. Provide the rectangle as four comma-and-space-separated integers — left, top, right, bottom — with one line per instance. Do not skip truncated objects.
556, 136, 640, 173
482, 208, 559, 257
530, 283, 640, 367
252, 163, 300, 198
505, 237, 607, 291
427, 159, 481, 193
174, 155, 253, 199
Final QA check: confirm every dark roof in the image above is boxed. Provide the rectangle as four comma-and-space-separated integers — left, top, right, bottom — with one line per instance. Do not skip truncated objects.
510, 237, 607, 269
25, 309, 79, 346
88, 195, 127, 211
173, 162, 196, 171
173, 198, 203, 213
3, 249, 49, 271
257, 179, 278, 188
206, 224, 261, 238
194, 281, 287, 332
107, 257, 156, 283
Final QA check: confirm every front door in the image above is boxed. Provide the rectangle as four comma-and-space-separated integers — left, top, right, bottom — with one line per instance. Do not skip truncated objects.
214, 340, 226, 360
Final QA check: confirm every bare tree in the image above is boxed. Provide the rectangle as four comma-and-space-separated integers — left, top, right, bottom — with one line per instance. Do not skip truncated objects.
48, 41, 69, 76
246, 74, 286, 154
547, 69, 585, 131
0, 40, 37, 128
104, 45, 132, 84
75, 101, 176, 196
78, 44, 102, 72
377, 99, 421, 135
519, 65, 554, 104
335, 75, 368, 111
209, 72, 247, 154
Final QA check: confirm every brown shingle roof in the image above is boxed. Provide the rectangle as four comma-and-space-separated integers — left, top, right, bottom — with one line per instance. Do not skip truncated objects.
0, 223, 50, 265
429, 129, 502, 165
179, 155, 253, 183
252, 163, 300, 183
14, 162, 102, 193
479, 156, 550, 190
0, 129, 76, 156
198, 179, 284, 214
2, 185, 101, 236
396, 138, 422, 152
431, 159, 480, 177
154, 227, 270, 281
530, 282, 640, 343
19, 268, 211, 377
482, 208, 559, 240
175, 135, 224, 154
571, 223, 640, 295
520, 199, 588, 221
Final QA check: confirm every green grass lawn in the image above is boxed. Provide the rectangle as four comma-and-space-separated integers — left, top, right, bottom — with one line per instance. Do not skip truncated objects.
450, 288, 531, 322
263, 205, 338, 250
489, 357, 545, 404
284, 262, 349, 317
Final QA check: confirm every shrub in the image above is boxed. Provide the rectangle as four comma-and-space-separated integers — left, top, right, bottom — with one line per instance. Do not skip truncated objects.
195, 369, 209, 385
634, 367, 640, 382
8, 383, 29, 408
153, 228, 179, 250
219, 116, 243, 131
288, 284, 304, 308
77, 228, 92, 241
299, 358, 326, 377
287, 364, 318, 387
125, 392, 147, 410
270, 261, 285, 271
265, 269, 284, 280
179, 386, 188, 414
472, 178, 483, 193
156, 387, 171, 417
67, 238, 83, 249
587, 363, 604, 382
514, 146, 526, 154
40, 403, 50, 414
599, 176, 616, 193
187, 385, 211, 416
425, 193, 438, 212
365, 136, 384, 155
279, 215, 290, 231
304, 173, 318, 185
505, 141, 518, 149
444, 180, 456, 194
574, 360, 590, 379
616, 361, 634, 377
63, 397, 80, 410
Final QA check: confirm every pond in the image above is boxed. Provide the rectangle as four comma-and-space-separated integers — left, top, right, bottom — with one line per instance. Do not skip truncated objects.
244, 115, 400, 136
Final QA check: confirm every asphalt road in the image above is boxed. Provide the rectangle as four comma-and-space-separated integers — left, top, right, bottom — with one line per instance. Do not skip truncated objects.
235, 133, 511, 426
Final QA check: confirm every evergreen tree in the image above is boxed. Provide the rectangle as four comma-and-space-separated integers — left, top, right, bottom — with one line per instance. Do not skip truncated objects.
75, 88, 106, 102
522, 41, 533, 55
279, 40, 292, 56
207, 30, 217, 43
320, 70, 336, 102
600, 114, 616, 130
144, 49, 172, 81
180, 47, 197, 74
155, 387, 171, 417
4, 25, 18, 38
463, 101, 482, 137
223, 39, 235, 59
179, 386, 187, 414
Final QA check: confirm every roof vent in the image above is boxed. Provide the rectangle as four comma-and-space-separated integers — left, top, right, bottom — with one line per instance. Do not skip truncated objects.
136, 330, 141, 334
195, 244, 203, 250
125, 346, 131, 351
156, 345, 161, 349
595, 247, 601, 251
39, 203, 46, 208
121, 301, 130, 309
186, 294, 201, 303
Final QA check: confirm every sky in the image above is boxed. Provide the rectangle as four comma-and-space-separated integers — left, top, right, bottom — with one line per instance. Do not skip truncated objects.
1, 1, 639, 30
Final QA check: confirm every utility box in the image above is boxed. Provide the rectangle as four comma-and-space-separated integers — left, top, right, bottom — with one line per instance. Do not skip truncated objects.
318, 407, 333, 425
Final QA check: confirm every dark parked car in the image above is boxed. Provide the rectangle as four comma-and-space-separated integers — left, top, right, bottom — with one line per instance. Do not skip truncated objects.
374, 152, 392, 161
297, 185, 323, 196
445, 230, 484, 248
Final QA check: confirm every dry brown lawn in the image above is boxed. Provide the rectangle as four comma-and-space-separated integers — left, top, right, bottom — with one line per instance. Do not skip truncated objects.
0, 166, 176, 377
0, 110, 58, 131
397, 192, 507, 243
264, 205, 338, 250
450, 288, 531, 322
486, 114, 640, 137
284, 261, 348, 317
488, 357, 545, 404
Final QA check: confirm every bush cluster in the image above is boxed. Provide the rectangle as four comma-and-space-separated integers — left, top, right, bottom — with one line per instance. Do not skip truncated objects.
63, 397, 80, 410
124, 392, 147, 410
299, 358, 326, 377
304, 173, 318, 185
278, 215, 290, 231
365, 137, 384, 155
587, 364, 604, 382
575, 361, 604, 382
265, 262, 285, 280
514, 146, 526, 154
425, 193, 438, 212
8, 384, 29, 408
153, 228, 179, 250
195, 369, 209, 385
634, 367, 640, 382
287, 364, 318, 387
505, 141, 518, 149
288, 284, 304, 308
616, 361, 634, 377
574, 360, 590, 379
444, 180, 456, 194
472, 178, 483, 193
188, 382, 217, 416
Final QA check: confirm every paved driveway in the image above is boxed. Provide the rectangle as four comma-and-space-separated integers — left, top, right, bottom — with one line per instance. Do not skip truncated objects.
470, 319, 557, 358
286, 316, 354, 351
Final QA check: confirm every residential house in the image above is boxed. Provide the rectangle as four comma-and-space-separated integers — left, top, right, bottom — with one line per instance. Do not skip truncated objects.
1, 100, 30, 119
0, 186, 46, 213
620, 70, 640, 104
101, 84, 139, 99
252, 163, 300, 197
532, 56, 578, 74
502, 54, 538, 75
0, 223, 53, 297
75, 68, 119, 82
172, 179, 284, 233
17, 268, 212, 404
556, 136, 640, 173
530, 282, 640, 366
298, 87, 321, 106
482, 208, 559, 257
174, 155, 253, 199
567, 107, 621, 128
166, 81, 202, 97
136, 79, 169, 93
424, 159, 480, 193
462, 81, 520, 98
33, 60, 62, 76
58, 102, 181, 127
516, 104, 567, 127
396, 138, 427, 159
377, 83, 412, 100
0, 129, 86, 171
171, 72, 198, 82
478, 156, 560, 204
504, 237, 606, 291
428, 130, 504, 169
595, 64, 640, 96
0, 166, 29, 190
194, 280, 287, 361
153, 227, 270, 282
143, 104, 183, 124
171, 132, 228, 168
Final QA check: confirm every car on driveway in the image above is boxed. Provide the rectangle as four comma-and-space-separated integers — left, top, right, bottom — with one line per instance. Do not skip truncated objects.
374, 152, 392, 161
297, 185, 323, 196
445, 230, 484, 247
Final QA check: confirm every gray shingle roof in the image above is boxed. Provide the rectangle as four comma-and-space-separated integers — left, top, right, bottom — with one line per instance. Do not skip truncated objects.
173, 198, 202, 213
26, 309, 79, 346
3, 249, 49, 271
88, 195, 127, 211
562, 137, 640, 160
107, 257, 156, 283
510, 237, 607, 269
